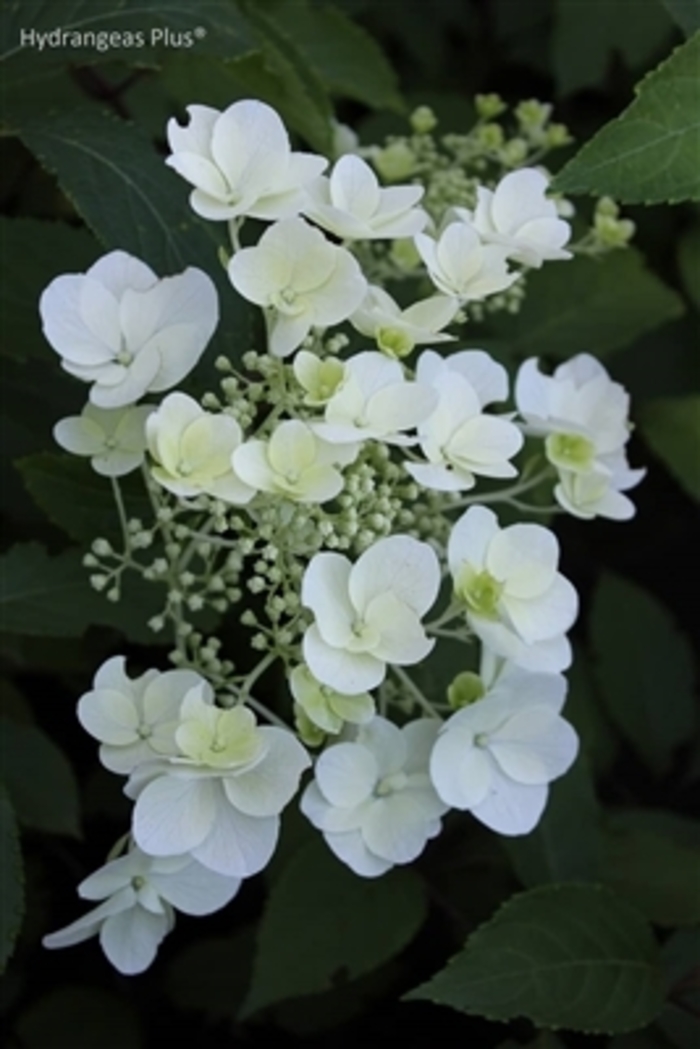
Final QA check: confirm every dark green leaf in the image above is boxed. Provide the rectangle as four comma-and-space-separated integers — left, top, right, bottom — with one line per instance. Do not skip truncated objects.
590, 573, 697, 774
0, 542, 165, 643
18, 453, 153, 544
481, 250, 684, 362
230, 2, 335, 151
15, 986, 143, 1049
407, 883, 664, 1034
639, 395, 700, 501
241, 0, 402, 111
553, 34, 700, 204
19, 108, 252, 363
602, 811, 700, 926
1, 719, 80, 837
0, 543, 105, 638
502, 758, 601, 887
661, 0, 700, 36
553, 0, 674, 96
242, 837, 428, 1015
0, 784, 24, 974
0, 218, 98, 362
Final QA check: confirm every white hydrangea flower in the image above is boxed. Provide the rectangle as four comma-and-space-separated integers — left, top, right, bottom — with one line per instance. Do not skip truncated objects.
127, 687, 310, 878
166, 100, 327, 222
43, 846, 240, 975
40, 250, 218, 409
448, 506, 578, 672
405, 350, 523, 491
515, 355, 644, 519
146, 392, 254, 504
228, 218, 367, 358
302, 154, 427, 241
414, 221, 519, 302
301, 716, 448, 877
350, 285, 458, 359
293, 351, 347, 406
77, 656, 203, 775
555, 452, 645, 521
430, 665, 578, 835
515, 355, 632, 466
53, 402, 152, 478
290, 664, 375, 735
301, 535, 440, 693
232, 419, 357, 504
312, 351, 437, 446
455, 168, 572, 268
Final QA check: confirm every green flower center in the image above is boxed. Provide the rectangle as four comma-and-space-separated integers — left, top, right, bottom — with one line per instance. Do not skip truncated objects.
377, 327, 414, 359
546, 432, 595, 472
455, 566, 504, 619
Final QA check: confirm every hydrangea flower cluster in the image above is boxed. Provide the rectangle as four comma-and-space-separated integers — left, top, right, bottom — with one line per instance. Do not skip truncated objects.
40, 98, 643, 974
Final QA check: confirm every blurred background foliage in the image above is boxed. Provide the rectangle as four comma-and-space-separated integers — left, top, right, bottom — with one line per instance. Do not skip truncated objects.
0, 1, 699, 1046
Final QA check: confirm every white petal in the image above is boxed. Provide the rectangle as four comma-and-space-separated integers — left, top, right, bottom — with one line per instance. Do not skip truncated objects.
40, 274, 118, 365
362, 794, 438, 864
448, 350, 509, 406
150, 861, 241, 915
300, 781, 369, 833
301, 552, 354, 647
100, 905, 170, 974
487, 524, 559, 598
315, 741, 377, 807
191, 797, 279, 878
367, 382, 437, 435
133, 775, 215, 856
42, 890, 134, 950
369, 593, 434, 665
405, 460, 470, 491
53, 416, 104, 456
470, 772, 548, 836
78, 689, 139, 745
492, 169, 552, 233
223, 728, 310, 816
515, 358, 551, 423
430, 733, 493, 809
356, 717, 407, 777
323, 829, 394, 877
303, 625, 385, 693
448, 504, 499, 575
127, 269, 218, 392
490, 709, 579, 784
87, 250, 157, 299
505, 573, 578, 643
330, 154, 381, 219
349, 535, 440, 617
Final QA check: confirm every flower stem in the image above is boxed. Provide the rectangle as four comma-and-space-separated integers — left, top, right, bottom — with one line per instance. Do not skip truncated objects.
391, 666, 442, 720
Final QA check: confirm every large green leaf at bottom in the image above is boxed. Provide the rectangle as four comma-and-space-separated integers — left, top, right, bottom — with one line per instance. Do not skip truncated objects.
242, 837, 428, 1015
553, 33, 700, 204
406, 883, 664, 1034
